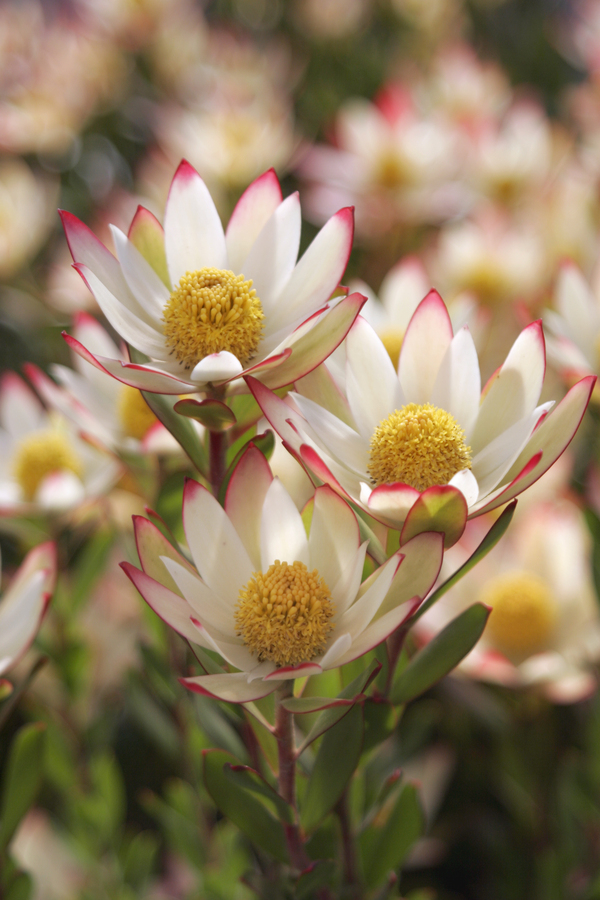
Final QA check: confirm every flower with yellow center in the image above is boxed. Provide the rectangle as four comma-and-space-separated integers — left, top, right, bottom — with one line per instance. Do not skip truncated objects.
61, 161, 364, 395
0, 372, 121, 514
117, 385, 158, 441
12, 430, 83, 501
250, 290, 595, 546
123, 445, 445, 703
482, 572, 557, 660
417, 499, 600, 702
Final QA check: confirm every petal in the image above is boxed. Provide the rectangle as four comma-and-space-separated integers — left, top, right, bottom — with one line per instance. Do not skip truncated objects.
333, 599, 420, 668
190, 352, 244, 384
121, 563, 209, 646
364, 482, 421, 527
399, 290, 454, 404
183, 479, 255, 598
430, 326, 481, 439
240, 193, 301, 313
345, 316, 404, 437
308, 485, 360, 595
161, 557, 237, 632
267, 207, 354, 333
260, 478, 309, 568
376, 531, 443, 619
225, 169, 283, 272
471, 320, 546, 454
293, 393, 369, 475
0, 373, 45, 437
225, 444, 273, 570
0, 570, 46, 675
181, 672, 279, 703
337, 554, 401, 640
133, 515, 196, 594
164, 160, 226, 285
127, 205, 170, 288
448, 468, 480, 506
110, 225, 169, 323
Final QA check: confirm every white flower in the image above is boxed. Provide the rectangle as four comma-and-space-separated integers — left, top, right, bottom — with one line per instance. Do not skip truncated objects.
123, 446, 444, 703
0, 372, 121, 515
61, 161, 363, 394
418, 499, 600, 703
251, 291, 594, 545
0, 541, 56, 676
544, 260, 600, 382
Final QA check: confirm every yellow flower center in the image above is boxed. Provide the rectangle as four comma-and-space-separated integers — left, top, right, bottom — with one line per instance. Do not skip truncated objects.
118, 385, 158, 440
162, 267, 264, 371
482, 572, 557, 659
460, 261, 510, 306
12, 430, 83, 501
379, 327, 404, 371
235, 559, 334, 668
374, 149, 410, 190
368, 402, 472, 491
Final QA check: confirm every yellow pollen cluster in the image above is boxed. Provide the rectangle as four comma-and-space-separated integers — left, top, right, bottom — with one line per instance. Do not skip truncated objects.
482, 572, 557, 659
367, 402, 472, 491
163, 267, 264, 371
118, 385, 158, 440
12, 430, 83, 501
374, 149, 410, 190
235, 560, 334, 668
379, 327, 404, 371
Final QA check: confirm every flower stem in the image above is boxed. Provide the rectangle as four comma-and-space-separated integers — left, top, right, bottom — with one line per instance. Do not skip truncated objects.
208, 428, 227, 497
275, 682, 309, 872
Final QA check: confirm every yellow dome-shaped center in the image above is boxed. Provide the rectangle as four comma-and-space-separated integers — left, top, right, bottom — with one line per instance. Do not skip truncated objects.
118, 385, 158, 440
235, 560, 334, 668
163, 267, 264, 371
12, 430, 83, 501
482, 572, 557, 659
368, 402, 472, 491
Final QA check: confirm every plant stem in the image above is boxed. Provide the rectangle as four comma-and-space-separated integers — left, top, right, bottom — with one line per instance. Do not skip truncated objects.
336, 789, 362, 898
385, 624, 408, 696
208, 428, 227, 497
275, 682, 309, 872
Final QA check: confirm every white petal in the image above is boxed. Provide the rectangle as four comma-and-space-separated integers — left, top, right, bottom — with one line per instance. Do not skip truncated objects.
240, 193, 301, 315
190, 352, 244, 384
430, 327, 481, 439
160, 558, 236, 634
308, 487, 360, 595
260, 478, 309, 569
448, 468, 480, 507
110, 225, 169, 323
345, 317, 404, 437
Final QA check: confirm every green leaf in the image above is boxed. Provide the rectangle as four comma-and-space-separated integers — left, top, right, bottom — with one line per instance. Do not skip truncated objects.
4, 871, 32, 900
223, 764, 294, 823
390, 603, 491, 705
0, 723, 46, 848
70, 528, 114, 612
360, 782, 424, 888
409, 500, 517, 624
362, 698, 397, 754
203, 750, 289, 862
174, 398, 237, 431
300, 704, 363, 833
294, 860, 337, 898
295, 659, 380, 754
400, 486, 467, 548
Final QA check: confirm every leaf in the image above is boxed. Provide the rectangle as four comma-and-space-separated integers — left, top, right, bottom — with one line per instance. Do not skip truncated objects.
174, 398, 236, 431
390, 603, 491, 705
295, 659, 380, 754
362, 698, 397, 754
128, 347, 208, 475
0, 723, 46, 848
3, 871, 33, 900
409, 500, 517, 624
224, 764, 293, 823
294, 860, 337, 899
400, 486, 467, 548
300, 704, 363, 833
70, 528, 114, 612
203, 749, 289, 862
360, 782, 424, 888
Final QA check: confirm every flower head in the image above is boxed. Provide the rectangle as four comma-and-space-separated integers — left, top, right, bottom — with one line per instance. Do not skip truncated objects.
0, 542, 56, 676
251, 291, 594, 546
61, 161, 363, 395
123, 446, 444, 703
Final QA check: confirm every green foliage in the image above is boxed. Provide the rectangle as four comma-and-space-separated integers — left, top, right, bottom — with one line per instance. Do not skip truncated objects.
0, 723, 46, 849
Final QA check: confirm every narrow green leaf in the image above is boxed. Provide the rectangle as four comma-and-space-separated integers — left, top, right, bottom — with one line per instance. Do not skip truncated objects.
409, 500, 517, 624
203, 750, 289, 862
296, 659, 380, 754
0, 723, 46, 848
4, 871, 33, 900
300, 704, 363, 833
224, 764, 294, 823
362, 698, 397, 754
174, 398, 236, 431
390, 603, 490, 705
361, 782, 424, 888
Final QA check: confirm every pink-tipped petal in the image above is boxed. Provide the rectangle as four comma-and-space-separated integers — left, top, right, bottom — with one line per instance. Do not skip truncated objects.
133, 515, 196, 594
240, 192, 301, 312
225, 444, 273, 570
400, 485, 468, 548
181, 672, 280, 702
0, 372, 45, 437
345, 315, 403, 437
225, 169, 283, 272
121, 562, 207, 645
164, 160, 226, 285
399, 290, 453, 404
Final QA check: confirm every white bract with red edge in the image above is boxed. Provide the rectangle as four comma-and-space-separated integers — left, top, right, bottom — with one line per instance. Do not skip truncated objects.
61, 160, 364, 395
251, 290, 595, 544
544, 260, 600, 381
0, 372, 121, 515
123, 446, 444, 703
0, 542, 56, 676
